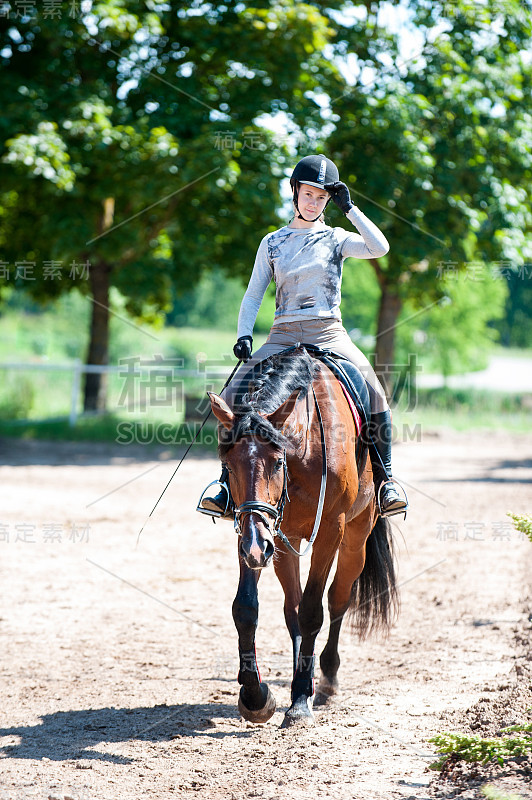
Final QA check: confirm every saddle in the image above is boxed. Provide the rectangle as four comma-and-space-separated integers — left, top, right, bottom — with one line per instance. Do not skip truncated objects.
302, 345, 370, 470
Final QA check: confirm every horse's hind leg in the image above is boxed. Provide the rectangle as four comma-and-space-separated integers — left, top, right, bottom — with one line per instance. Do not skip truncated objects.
232, 558, 276, 723
315, 509, 372, 706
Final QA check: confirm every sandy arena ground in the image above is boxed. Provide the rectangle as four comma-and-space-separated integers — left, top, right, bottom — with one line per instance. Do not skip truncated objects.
0, 428, 531, 800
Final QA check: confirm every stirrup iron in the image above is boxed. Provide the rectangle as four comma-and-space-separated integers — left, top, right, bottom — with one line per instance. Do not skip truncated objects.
377, 478, 409, 520
196, 479, 231, 519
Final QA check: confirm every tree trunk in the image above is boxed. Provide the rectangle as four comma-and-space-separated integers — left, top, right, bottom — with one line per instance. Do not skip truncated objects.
372, 264, 402, 401
83, 259, 111, 412
83, 198, 115, 412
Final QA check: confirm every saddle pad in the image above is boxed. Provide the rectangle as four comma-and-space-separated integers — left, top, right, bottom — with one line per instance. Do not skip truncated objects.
309, 348, 370, 427
339, 382, 362, 436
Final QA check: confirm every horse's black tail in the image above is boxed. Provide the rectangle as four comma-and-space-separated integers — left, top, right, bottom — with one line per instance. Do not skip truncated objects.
347, 516, 399, 639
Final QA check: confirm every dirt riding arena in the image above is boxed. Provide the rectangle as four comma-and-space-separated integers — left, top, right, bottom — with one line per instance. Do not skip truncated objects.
0, 429, 531, 800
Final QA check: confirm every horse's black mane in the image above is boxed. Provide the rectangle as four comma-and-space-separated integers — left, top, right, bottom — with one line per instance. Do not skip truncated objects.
218, 348, 319, 457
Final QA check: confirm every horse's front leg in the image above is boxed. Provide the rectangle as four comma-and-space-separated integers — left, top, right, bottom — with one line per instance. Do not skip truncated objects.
232, 558, 276, 724
281, 590, 320, 728
273, 546, 303, 677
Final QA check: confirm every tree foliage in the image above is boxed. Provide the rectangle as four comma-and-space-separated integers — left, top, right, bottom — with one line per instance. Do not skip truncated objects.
0, 1, 342, 407
494, 265, 532, 347
402, 266, 507, 378
324, 0, 532, 391
1, 0, 531, 410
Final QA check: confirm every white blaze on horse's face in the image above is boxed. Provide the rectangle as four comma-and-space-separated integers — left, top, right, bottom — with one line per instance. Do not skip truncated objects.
207, 390, 294, 570
228, 438, 284, 570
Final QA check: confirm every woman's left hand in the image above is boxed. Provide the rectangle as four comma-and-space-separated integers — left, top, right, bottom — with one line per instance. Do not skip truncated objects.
233, 336, 253, 362
324, 181, 354, 214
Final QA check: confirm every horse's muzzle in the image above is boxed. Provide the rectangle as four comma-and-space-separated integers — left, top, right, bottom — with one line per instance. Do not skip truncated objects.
239, 517, 275, 570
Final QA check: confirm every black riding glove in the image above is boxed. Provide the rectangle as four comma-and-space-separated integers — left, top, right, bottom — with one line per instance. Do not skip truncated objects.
233, 336, 253, 362
324, 181, 354, 214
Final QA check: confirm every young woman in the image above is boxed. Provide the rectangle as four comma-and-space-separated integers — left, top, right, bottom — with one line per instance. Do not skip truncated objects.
199, 154, 408, 518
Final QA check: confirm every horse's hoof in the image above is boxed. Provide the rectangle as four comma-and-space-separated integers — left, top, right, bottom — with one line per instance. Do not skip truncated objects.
280, 696, 315, 728
313, 690, 332, 707
238, 684, 276, 724
313, 676, 338, 707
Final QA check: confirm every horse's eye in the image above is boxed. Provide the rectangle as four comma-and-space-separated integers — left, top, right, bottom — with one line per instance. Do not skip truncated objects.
274, 458, 284, 472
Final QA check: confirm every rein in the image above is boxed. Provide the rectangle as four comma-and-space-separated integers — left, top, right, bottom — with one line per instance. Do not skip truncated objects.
136, 359, 243, 546
233, 384, 327, 559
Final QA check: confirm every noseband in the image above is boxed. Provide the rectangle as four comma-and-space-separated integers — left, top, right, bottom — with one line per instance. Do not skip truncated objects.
233, 386, 327, 558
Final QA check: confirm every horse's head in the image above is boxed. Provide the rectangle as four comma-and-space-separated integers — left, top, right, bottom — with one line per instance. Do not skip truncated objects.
208, 390, 301, 570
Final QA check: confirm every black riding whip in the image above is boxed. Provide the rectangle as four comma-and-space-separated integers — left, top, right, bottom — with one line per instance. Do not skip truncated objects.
135, 358, 242, 546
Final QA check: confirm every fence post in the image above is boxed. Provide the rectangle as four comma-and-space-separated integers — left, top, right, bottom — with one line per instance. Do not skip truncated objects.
70, 359, 82, 426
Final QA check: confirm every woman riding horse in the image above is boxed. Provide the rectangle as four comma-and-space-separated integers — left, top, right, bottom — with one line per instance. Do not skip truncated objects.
206, 346, 398, 727
199, 154, 408, 518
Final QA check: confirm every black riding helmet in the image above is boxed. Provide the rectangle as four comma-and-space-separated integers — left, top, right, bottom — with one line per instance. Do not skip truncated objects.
290, 154, 340, 221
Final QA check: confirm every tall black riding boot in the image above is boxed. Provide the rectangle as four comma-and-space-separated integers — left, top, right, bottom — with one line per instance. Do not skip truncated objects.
197, 464, 234, 519
367, 410, 408, 518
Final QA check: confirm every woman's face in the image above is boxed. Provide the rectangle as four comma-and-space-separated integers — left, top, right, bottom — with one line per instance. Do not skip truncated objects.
297, 183, 329, 219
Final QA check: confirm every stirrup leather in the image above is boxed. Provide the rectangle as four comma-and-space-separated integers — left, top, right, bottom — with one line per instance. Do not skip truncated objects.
377, 478, 409, 520
196, 479, 231, 519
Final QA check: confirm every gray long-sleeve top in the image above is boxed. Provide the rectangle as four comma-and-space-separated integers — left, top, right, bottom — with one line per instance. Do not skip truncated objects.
237, 206, 389, 339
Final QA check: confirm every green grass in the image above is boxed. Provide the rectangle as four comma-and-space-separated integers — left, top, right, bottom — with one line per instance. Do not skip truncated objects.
507, 513, 532, 544
392, 385, 532, 435
0, 289, 268, 425
0, 413, 220, 452
1, 289, 531, 440
482, 786, 526, 800
430, 722, 532, 770
1, 389, 528, 445
394, 406, 532, 436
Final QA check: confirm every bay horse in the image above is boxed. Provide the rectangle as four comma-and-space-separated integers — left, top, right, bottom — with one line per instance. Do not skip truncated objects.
208, 347, 397, 727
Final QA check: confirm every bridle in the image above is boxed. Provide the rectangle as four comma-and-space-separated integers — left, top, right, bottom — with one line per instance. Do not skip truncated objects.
233, 447, 288, 539
233, 385, 327, 559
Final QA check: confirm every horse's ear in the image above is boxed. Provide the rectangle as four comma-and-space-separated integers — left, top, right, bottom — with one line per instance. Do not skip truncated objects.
208, 392, 235, 431
267, 389, 300, 430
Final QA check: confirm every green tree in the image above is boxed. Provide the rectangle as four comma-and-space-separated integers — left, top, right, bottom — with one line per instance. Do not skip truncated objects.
494, 265, 532, 347
0, 1, 340, 410
325, 0, 532, 393
400, 265, 507, 379
167, 270, 243, 331
339, 257, 380, 341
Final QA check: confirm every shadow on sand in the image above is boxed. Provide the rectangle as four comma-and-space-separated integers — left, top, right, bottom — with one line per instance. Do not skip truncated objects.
0, 702, 250, 764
